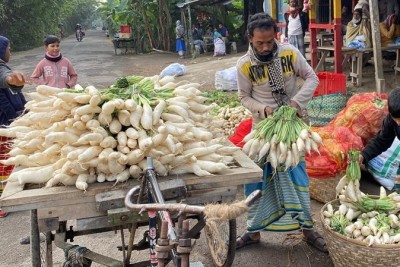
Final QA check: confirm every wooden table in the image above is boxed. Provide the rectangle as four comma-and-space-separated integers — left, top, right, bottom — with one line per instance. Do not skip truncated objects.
0, 149, 262, 265
317, 32, 334, 47
315, 46, 357, 72
350, 45, 400, 86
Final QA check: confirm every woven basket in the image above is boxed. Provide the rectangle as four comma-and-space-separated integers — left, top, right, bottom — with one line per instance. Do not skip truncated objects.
320, 199, 400, 267
306, 94, 350, 126
309, 174, 343, 203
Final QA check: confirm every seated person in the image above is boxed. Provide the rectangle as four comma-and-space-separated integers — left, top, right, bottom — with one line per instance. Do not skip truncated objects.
213, 28, 223, 43
192, 23, 205, 53
380, 14, 398, 47
218, 23, 229, 42
345, 8, 372, 49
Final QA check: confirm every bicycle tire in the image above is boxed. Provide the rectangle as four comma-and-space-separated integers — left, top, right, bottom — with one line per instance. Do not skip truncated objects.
205, 219, 236, 267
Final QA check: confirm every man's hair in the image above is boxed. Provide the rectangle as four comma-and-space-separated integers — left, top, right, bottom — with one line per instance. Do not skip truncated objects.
247, 13, 277, 36
44, 35, 60, 46
388, 87, 400, 118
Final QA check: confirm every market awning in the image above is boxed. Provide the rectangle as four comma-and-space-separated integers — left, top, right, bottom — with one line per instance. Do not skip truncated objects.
176, 0, 233, 9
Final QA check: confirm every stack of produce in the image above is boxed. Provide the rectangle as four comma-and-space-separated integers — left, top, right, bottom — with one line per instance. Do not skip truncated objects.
329, 93, 388, 145
215, 106, 252, 136
323, 150, 400, 245
241, 105, 322, 169
0, 75, 240, 191
203, 91, 251, 137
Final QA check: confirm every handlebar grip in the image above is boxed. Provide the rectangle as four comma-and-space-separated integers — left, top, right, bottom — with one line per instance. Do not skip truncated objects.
124, 185, 141, 209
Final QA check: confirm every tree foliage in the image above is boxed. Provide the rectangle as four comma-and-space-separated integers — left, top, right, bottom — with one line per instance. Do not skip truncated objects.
0, 0, 97, 50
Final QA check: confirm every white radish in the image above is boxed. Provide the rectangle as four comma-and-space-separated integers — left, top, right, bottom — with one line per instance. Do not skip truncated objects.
78, 146, 103, 162
124, 99, 137, 111
130, 105, 143, 128
129, 165, 142, 178
118, 110, 131, 126
141, 102, 153, 130
74, 104, 101, 116
100, 136, 117, 148
114, 169, 131, 185
117, 132, 128, 147
152, 100, 166, 126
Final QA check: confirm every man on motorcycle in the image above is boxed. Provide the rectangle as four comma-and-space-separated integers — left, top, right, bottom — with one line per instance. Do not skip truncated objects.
75, 24, 84, 41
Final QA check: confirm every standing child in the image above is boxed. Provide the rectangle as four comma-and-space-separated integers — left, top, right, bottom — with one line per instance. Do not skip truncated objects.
31, 35, 78, 89
0, 35, 28, 218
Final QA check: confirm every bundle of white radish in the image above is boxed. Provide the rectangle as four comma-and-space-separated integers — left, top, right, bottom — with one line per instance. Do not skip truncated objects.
1, 75, 240, 191
336, 150, 400, 212
241, 105, 322, 170
322, 149, 400, 246
323, 191, 400, 246
215, 106, 252, 136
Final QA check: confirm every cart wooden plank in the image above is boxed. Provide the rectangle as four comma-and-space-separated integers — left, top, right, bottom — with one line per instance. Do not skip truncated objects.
0, 149, 262, 214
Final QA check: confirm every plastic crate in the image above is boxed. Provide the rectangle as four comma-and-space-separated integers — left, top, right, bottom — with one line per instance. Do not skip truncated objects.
314, 72, 346, 97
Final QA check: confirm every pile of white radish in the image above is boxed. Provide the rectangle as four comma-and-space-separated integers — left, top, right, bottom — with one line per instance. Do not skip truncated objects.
215, 106, 252, 136
241, 105, 322, 169
1, 75, 240, 191
322, 150, 400, 246
323, 190, 400, 246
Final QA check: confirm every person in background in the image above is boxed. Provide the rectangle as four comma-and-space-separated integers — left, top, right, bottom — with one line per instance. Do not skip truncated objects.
175, 20, 186, 59
218, 23, 229, 42
345, 8, 372, 49
284, 0, 309, 57
192, 23, 205, 53
0, 35, 27, 218
31, 35, 78, 89
360, 87, 400, 193
379, 0, 399, 22
380, 14, 399, 47
235, 13, 327, 253
355, 0, 371, 20
341, 5, 353, 36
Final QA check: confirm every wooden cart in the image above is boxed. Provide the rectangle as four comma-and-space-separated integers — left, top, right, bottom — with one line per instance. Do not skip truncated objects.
0, 150, 262, 266
113, 38, 136, 55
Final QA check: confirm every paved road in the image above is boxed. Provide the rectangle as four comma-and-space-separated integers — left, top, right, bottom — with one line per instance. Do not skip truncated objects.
0, 30, 382, 267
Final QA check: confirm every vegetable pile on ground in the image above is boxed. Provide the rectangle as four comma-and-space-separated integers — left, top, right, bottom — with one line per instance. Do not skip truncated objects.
1, 75, 241, 191
323, 150, 400, 246
241, 105, 322, 169
203, 91, 252, 137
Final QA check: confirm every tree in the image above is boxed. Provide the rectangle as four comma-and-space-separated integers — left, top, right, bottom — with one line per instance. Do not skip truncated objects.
0, 0, 97, 50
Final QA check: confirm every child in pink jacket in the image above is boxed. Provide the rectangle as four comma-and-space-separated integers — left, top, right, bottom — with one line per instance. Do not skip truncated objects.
31, 35, 78, 89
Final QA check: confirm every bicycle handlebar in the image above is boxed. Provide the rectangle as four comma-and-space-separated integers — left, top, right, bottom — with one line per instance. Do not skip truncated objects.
124, 188, 261, 216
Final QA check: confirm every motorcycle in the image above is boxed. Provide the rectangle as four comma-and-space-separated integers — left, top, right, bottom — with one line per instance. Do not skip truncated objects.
76, 29, 83, 42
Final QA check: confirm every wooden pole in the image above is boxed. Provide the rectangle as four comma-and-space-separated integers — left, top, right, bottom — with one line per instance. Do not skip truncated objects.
187, 5, 194, 57
333, 0, 342, 73
369, 0, 385, 93
309, 1, 318, 68
270, 0, 277, 20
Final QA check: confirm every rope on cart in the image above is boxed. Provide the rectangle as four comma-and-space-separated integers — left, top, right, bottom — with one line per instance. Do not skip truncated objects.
63, 244, 92, 267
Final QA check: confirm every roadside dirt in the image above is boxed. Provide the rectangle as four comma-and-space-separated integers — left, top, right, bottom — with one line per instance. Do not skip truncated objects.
0, 30, 390, 267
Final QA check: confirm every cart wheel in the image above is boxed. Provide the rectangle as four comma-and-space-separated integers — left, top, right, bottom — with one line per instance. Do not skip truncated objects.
205, 219, 236, 267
